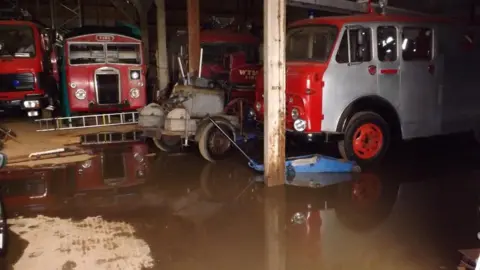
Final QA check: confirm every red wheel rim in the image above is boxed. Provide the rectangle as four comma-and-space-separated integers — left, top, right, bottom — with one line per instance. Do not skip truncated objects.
352, 123, 384, 160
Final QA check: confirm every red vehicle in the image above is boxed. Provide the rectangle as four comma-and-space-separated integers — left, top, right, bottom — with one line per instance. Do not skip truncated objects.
171, 29, 261, 108
0, 20, 58, 117
200, 30, 261, 102
63, 27, 147, 114
255, 12, 480, 165
71, 142, 149, 192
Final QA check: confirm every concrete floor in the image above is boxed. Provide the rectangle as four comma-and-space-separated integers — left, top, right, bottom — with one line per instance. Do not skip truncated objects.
0, 132, 478, 270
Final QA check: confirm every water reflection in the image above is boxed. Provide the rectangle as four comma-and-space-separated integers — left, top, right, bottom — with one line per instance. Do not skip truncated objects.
0, 141, 475, 269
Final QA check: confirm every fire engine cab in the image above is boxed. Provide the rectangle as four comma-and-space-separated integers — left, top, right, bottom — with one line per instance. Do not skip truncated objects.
255, 13, 480, 165
0, 19, 57, 117
62, 26, 147, 114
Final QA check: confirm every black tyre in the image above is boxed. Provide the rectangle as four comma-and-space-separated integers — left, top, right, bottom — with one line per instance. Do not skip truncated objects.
338, 111, 390, 166
198, 121, 235, 162
152, 135, 182, 153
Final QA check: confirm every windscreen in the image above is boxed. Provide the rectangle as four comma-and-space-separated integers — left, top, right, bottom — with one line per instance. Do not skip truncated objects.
106, 44, 141, 64
202, 42, 259, 64
69, 43, 105, 64
286, 25, 338, 62
69, 42, 141, 65
0, 25, 36, 58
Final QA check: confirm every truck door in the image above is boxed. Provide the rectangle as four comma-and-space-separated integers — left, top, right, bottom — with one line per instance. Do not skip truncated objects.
399, 26, 440, 138
376, 26, 401, 112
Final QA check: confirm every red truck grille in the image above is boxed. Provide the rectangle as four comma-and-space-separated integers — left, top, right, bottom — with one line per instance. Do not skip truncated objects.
96, 74, 120, 104
0, 73, 34, 92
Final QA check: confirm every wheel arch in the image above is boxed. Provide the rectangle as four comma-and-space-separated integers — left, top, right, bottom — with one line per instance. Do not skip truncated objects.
336, 95, 402, 139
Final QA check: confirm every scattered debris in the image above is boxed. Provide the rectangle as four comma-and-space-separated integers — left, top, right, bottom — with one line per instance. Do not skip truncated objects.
0, 125, 18, 143
7, 148, 89, 165
0, 125, 20, 150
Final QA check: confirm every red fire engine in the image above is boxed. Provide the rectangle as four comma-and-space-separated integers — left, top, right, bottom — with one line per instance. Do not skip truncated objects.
170, 28, 261, 109
62, 27, 147, 114
255, 13, 480, 165
0, 19, 57, 117
199, 29, 261, 103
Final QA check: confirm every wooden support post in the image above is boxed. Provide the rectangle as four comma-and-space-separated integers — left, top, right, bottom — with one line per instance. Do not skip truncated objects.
155, 0, 169, 92
187, 0, 200, 76
264, 187, 287, 270
263, 0, 286, 187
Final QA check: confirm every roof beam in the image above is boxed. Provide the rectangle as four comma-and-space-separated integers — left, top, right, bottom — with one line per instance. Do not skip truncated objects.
287, 0, 365, 14
287, 0, 432, 16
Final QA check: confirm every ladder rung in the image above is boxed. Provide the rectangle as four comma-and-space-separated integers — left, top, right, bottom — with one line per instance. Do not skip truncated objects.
35, 112, 139, 132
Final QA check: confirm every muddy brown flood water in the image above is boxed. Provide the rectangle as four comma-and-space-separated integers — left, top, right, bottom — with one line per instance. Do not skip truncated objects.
0, 133, 478, 270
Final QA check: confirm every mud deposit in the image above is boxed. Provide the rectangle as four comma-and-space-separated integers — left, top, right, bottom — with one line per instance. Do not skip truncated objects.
8, 216, 154, 270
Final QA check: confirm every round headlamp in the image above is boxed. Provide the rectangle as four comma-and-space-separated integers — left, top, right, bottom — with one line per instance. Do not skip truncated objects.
130, 88, 140, 99
293, 119, 307, 132
75, 89, 86, 100
130, 70, 140, 80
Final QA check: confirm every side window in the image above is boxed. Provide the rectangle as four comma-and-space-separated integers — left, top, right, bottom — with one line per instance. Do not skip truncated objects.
377, 26, 397, 62
402, 27, 433, 61
336, 27, 372, 64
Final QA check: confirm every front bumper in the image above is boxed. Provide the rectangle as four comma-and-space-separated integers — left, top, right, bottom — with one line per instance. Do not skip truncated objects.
0, 100, 22, 111
255, 121, 344, 143
286, 130, 344, 143
70, 100, 144, 113
22, 95, 49, 117
88, 101, 131, 111
21, 95, 49, 110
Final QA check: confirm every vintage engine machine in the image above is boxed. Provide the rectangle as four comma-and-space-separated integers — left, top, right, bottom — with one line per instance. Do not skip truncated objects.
139, 81, 248, 162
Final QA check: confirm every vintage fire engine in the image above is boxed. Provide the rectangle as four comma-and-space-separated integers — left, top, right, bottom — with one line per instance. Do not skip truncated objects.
198, 29, 261, 105
255, 12, 480, 165
0, 19, 58, 117
61, 26, 147, 115
169, 26, 261, 109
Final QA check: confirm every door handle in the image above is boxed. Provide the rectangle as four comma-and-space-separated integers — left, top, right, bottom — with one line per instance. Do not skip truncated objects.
379, 69, 398, 75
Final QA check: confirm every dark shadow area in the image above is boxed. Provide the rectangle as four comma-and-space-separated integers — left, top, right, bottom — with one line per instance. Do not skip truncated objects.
1, 229, 28, 270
